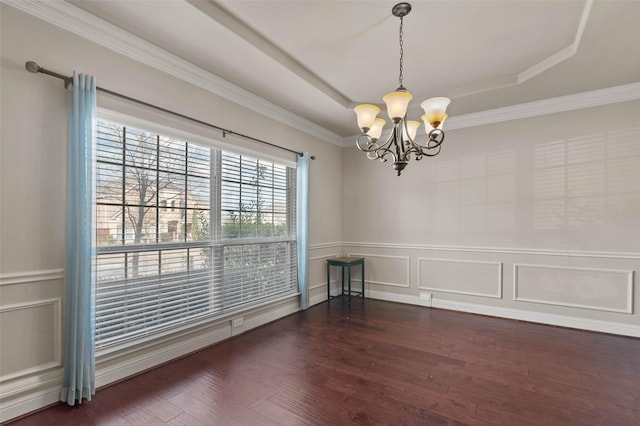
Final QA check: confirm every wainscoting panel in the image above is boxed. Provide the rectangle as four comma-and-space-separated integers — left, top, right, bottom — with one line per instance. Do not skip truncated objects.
347, 253, 410, 288
0, 298, 62, 382
309, 253, 339, 290
418, 258, 503, 298
514, 264, 634, 313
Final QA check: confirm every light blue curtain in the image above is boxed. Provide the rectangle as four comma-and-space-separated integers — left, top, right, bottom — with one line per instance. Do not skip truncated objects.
296, 152, 310, 310
60, 73, 96, 406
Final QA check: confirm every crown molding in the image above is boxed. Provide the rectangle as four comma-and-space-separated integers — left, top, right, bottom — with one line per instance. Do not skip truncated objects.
444, 82, 640, 131
7, 0, 637, 150
442, 0, 593, 100
3, 0, 344, 146
340, 82, 640, 147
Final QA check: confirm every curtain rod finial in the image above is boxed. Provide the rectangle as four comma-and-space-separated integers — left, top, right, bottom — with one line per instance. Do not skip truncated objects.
25, 61, 41, 73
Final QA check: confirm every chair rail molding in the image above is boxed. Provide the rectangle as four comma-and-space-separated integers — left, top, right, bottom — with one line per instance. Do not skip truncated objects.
341, 241, 640, 260
0, 269, 65, 286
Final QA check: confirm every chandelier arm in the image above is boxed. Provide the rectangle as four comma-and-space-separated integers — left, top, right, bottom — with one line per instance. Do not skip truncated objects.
355, 132, 399, 163
420, 144, 442, 157
402, 144, 425, 161
355, 133, 378, 152
426, 129, 445, 150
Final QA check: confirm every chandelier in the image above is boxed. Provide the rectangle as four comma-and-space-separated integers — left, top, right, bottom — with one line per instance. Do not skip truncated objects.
354, 2, 451, 176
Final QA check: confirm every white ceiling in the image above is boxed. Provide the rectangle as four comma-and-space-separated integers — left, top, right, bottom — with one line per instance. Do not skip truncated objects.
65, 0, 640, 139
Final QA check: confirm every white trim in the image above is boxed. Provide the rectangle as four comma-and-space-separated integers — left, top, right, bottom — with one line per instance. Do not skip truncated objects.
7, 0, 638, 147
309, 242, 342, 251
231, 299, 299, 337
95, 293, 299, 358
516, 0, 593, 84
417, 258, 503, 299
0, 385, 61, 423
445, 83, 640, 131
0, 368, 63, 400
513, 264, 634, 314
342, 241, 640, 260
0, 269, 64, 286
367, 290, 640, 338
95, 297, 299, 386
3, 0, 342, 146
98, 108, 297, 167
0, 298, 62, 382
95, 326, 231, 388
347, 253, 410, 288
341, 83, 640, 146
367, 289, 425, 306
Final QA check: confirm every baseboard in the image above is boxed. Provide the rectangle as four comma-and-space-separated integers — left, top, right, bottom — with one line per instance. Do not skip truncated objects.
0, 385, 61, 423
309, 286, 349, 307
1, 296, 301, 423
367, 290, 640, 338
97, 297, 300, 387
231, 299, 300, 336
94, 326, 232, 388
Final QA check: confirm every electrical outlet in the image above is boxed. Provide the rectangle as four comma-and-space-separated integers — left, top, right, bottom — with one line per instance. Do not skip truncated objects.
231, 317, 244, 328
419, 292, 432, 307
420, 292, 432, 302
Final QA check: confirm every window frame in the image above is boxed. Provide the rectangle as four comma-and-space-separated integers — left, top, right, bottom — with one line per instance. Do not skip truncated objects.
94, 114, 299, 355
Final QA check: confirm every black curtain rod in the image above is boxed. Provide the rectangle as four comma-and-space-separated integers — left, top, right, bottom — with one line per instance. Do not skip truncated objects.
25, 61, 315, 160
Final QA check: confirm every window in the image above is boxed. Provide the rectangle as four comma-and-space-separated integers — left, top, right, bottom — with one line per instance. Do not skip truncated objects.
95, 120, 297, 350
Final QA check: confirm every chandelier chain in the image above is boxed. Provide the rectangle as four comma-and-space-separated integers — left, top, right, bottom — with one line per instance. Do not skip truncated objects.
399, 16, 404, 87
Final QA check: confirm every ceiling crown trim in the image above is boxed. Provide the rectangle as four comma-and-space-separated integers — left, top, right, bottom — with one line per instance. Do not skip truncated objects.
4, 0, 344, 145
446, 0, 593, 99
340, 82, 640, 146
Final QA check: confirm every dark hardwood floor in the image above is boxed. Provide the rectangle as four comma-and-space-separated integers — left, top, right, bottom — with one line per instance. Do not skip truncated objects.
9, 299, 640, 425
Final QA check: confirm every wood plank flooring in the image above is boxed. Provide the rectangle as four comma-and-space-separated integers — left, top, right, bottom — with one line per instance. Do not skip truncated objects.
8, 299, 640, 425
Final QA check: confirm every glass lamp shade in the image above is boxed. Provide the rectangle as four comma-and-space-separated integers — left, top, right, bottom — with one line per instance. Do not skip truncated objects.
422, 113, 447, 131
354, 104, 381, 131
383, 90, 413, 121
367, 118, 386, 140
406, 120, 420, 140
420, 97, 450, 128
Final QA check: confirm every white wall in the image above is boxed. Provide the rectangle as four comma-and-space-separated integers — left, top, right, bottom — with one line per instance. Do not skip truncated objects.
0, 4, 342, 421
2, 1, 639, 422
342, 99, 640, 335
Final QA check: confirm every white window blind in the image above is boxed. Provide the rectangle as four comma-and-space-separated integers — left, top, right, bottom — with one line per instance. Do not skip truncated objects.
95, 120, 297, 351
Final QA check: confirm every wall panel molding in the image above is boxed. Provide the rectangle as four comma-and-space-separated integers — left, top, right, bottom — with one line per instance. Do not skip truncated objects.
347, 253, 410, 288
0, 298, 62, 382
418, 257, 502, 299
309, 253, 339, 290
513, 264, 634, 314
342, 241, 640, 260
0, 269, 64, 286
